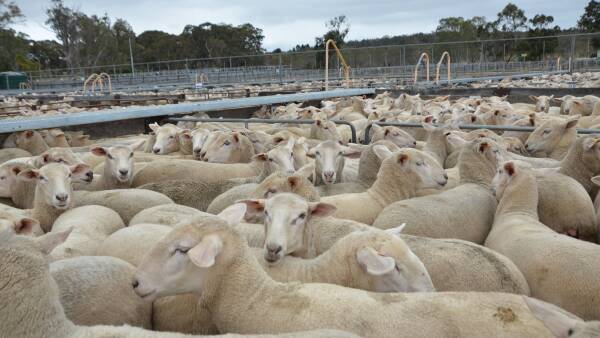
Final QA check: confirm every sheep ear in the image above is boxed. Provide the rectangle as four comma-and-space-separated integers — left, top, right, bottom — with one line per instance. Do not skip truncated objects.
529, 95, 538, 102
41, 153, 51, 164
232, 133, 240, 143
315, 119, 322, 127
18, 169, 39, 181
446, 133, 467, 149
70, 164, 91, 177
24, 130, 34, 138
342, 145, 363, 158
384, 223, 407, 236
373, 145, 393, 161
372, 124, 382, 132
525, 297, 579, 338
591, 176, 600, 187
252, 153, 268, 162
188, 234, 222, 268
237, 199, 265, 220
306, 146, 317, 158
582, 137, 600, 151
478, 142, 490, 153
149, 123, 160, 132
36, 228, 72, 255
565, 116, 580, 129
549, 95, 554, 100
553, 97, 564, 103
308, 202, 337, 217
295, 163, 315, 180
91, 146, 108, 157
397, 153, 410, 165
288, 176, 300, 189
284, 138, 295, 150
217, 203, 247, 226
356, 246, 396, 276
504, 162, 516, 176
15, 217, 39, 235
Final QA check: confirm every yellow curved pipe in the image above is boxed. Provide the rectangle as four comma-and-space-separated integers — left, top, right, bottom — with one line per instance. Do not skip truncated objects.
414, 52, 430, 84
435, 51, 451, 84
325, 39, 351, 90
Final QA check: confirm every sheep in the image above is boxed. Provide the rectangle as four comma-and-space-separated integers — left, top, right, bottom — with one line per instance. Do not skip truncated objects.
129, 203, 208, 227
11, 130, 50, 155
319, 147, 447, 224
559, 135, 600, 195
373, 137, 500, 244
369, 124, 417, 148
136, 144, 297, 211
524, 115, 579, 159
317, 140, 399, 196
83, 140, 146, 190
133, 218, 563, 338
50, 205, 124, 260
50, 256, 152, 327
149, 123, 182, 155
307, 140, 362, 185
97, 223, 173, 266
39, 128, 70, 147
131, 159, 264, 187
18, 163, 91, 232
206, 164, 317, 216
525, 297, 600, 338
485, 160, 600, 320
555, 95, 599, 116
530, 95, 554, 114
64, 130, 91, 147
73, 189, 173, 224
200, 131, 256, 163
310, 118, 345, 144
0, 147, 31, 164
189, 128, 211, 159
0, 226, 362, 338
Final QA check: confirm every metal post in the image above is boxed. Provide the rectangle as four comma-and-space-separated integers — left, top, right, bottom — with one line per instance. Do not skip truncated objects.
278, 54, 283, 84
570, 35, 576, 73
128, 37, 135, 76
542, 40, 546, 61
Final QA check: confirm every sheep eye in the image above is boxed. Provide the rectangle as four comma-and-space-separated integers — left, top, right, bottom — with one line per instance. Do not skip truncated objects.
57, 158, 65, 163
169, 135, 174, 139
316, 151, 320, 156
68, 173, 72, 178
265, 189, 277, 197
298, 213, 306, 220
174, 247, 190, 255
268, 158, 274, 162
107, 154, 114, 160
224, 140, 231, 146
129, 153, 134, 158
338, 151, 343, 156
543, 129, 551, 134
39, 176, 46, 181
416, 161, 425, 166
0, 176, 4, 180
264, 210, 270, 218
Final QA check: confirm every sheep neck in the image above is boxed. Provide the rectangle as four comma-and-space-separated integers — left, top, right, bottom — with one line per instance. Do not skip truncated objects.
0, 246, 74, 337
424, 129, 448, 166
559, 140, 596, 193
200, 247, 283, 330
495, 171, 539, 220
549, 128, 576, 160
27, 141, 50, 156
457, 151, 495, 189
368, 163, 416, 206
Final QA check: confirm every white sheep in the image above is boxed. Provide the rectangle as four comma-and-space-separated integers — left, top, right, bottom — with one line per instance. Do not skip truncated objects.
200, 131, 255, 163
133, 218, 571, 338
319, 147, 447, 224
307, 141, 362, 185
84, 140, 145, 190
524, 115, 579, 160
486, 160, 600, 320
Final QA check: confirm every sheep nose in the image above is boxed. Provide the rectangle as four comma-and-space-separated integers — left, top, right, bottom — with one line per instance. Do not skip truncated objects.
443, 173, 448, 180
86, 172, 93, 179
132, 279, 139, 289
55, 193, 68, 202
119, 169, 129, 176
266, 244, 282, 255
323, 171, 335, 180
153, 148, 160, 154
413, 141, 417, 146
193, 148, 201, 155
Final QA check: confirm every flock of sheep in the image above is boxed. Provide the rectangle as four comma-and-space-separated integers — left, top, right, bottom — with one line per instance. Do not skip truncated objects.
2, 86, 600, 338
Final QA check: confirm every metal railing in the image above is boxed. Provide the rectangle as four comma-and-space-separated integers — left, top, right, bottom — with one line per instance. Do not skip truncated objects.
168, 117, 357, 144
362, 121, 600, 144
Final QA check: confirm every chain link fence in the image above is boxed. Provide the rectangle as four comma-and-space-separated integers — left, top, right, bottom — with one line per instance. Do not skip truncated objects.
24, 33, 600, 91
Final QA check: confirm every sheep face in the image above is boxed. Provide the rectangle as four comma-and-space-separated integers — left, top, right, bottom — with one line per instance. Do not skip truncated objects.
191, 128, 211, 159
530, 95, 553, 113
0, 164, 21, 197
491, 161, 520, 199
374, 147, 448, 189
524, 116, 579, 156
371, 126, 417, 149
312, 119, 341, 143
134, 221, 235, 302
39, 129, 69, 147
525, 297, 600, 338
252, 139, 296, 175
240, 193, 336, 264
149, 123, 180, 155
91, 140, 144, 183
201, 132, 250, 163
17, 163, 90, 210
15, 130, 45, 150
307, 141, 362, 185
581, 137, 600, 170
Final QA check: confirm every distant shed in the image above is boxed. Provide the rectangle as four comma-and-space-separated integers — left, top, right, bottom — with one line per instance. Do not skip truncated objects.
0, 72, 29, 90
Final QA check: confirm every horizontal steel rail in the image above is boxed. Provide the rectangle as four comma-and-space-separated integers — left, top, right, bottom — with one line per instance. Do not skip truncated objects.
169, 117, 357, 144
0, 88, 374, 134
363, 121, 600, 144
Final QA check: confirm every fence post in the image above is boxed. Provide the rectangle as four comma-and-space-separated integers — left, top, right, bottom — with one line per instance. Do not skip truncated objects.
570, 35, 576, 73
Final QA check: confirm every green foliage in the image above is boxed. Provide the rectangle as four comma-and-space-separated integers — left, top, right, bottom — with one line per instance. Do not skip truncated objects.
579, 0, 600, 49
0, 0, 23, 28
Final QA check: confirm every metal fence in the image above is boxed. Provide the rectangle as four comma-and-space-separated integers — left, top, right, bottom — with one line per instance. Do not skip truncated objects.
23, 32, 600, 91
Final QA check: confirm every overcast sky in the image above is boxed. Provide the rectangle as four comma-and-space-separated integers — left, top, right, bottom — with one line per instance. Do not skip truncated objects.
13, 0, 590, 51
